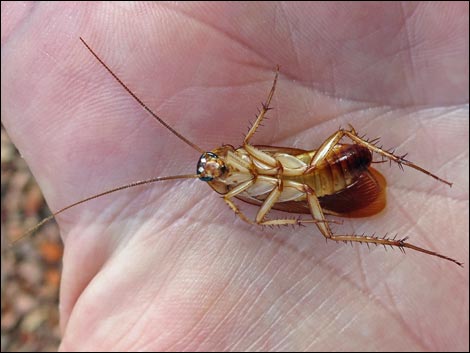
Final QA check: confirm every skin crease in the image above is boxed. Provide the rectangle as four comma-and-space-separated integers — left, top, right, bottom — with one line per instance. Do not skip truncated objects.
1, 2, 468, 351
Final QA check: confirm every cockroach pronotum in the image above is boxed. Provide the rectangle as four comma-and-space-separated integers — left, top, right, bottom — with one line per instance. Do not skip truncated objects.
13, 37, 462, 267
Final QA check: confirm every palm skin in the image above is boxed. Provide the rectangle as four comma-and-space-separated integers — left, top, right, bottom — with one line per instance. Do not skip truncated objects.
2, 2, 468, 351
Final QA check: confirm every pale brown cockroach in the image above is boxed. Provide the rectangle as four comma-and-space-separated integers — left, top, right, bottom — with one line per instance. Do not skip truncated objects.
15, 37, 462, 267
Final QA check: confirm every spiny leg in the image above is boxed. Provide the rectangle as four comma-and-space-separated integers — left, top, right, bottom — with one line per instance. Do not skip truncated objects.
223, 177, 334, 227
308, 125, 452, 186
244, 66, 280, 145
344, 128, 452, 186
304, 186, 462, 267
224, 197, 258, 225
223, 197, 325, 227
327, 235, 463, 266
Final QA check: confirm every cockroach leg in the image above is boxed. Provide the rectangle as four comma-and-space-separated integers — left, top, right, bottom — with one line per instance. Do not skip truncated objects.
308, 126, 452, 186
244, 66, 280, 145
302, 133, 461, 265
224, 197, 258, 225
244, 144, 279, 168
14, 40, 459, 268
254, 178, 283, 223
224, 197, 334, 227
304, 183, 463, 266
223, 178, 336, 227
344, 129, 452, 186
346, 123, 358, 136
329, 234, 463, 266
304, 185, 334, 238
308, 129, 349, 169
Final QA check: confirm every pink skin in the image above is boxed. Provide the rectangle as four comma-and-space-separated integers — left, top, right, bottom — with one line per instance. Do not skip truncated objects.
2, 2, 468, 351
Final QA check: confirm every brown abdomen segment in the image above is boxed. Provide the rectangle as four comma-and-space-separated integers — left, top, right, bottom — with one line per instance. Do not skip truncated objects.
308, 144, 372, 197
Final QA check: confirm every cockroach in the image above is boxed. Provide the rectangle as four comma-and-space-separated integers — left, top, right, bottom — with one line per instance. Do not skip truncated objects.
14, 37, 462, 267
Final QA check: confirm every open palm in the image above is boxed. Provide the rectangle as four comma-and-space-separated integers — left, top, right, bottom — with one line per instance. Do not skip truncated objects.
2, 2, 468, 351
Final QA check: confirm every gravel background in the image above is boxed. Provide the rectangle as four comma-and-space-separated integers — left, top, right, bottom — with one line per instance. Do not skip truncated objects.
1, 126, 62, 351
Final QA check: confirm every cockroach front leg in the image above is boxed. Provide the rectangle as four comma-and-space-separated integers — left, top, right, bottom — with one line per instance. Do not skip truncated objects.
304, 186, 462, 266
308, 125, 452, 186
244, 66, 279, 145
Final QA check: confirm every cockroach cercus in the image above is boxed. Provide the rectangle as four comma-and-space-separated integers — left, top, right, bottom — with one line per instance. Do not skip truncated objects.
14, 37, 463, 267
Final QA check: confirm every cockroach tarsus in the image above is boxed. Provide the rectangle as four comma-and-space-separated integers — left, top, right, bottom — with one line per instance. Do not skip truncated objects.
13, 37, 463, 267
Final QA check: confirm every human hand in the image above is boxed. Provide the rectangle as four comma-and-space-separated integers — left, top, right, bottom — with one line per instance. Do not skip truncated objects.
2, 2, 468, 350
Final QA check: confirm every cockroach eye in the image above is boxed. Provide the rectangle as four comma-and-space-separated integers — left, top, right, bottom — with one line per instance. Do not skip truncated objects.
197, 152, 226, 182
19, 40, 460, 267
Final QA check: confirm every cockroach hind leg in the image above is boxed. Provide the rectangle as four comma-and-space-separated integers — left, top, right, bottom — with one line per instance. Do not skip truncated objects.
346, 123, 357, 135
341, 128, 453, 187
329, 233, 463, 267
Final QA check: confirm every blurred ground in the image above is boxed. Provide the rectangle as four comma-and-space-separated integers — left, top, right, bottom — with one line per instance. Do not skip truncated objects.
1, 126, 62, 351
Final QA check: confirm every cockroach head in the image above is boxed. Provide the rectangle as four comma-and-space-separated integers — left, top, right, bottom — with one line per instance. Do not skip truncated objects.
197, 152, 227, 182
